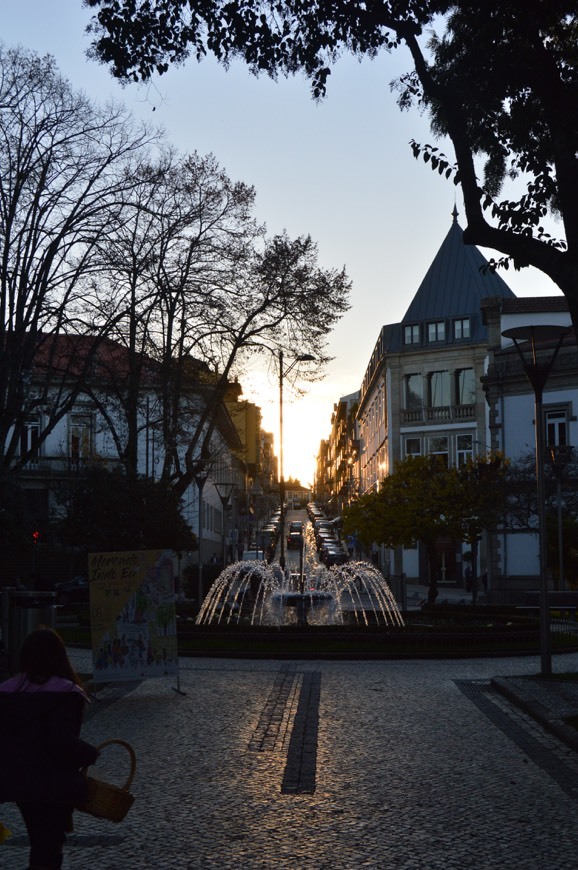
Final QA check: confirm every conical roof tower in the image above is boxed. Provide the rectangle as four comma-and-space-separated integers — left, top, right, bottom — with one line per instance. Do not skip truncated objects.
401, 207, 515, 339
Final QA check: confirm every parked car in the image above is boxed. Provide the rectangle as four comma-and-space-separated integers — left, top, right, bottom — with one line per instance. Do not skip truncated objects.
54, 575, 89, 605
241, 549, 267, 562
316, 529, 338, 550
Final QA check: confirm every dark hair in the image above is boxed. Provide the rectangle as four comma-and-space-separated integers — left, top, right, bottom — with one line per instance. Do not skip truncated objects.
19, 626, 83, 688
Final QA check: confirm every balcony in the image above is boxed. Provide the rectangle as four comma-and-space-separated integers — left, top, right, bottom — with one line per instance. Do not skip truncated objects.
401, 404, 476, 425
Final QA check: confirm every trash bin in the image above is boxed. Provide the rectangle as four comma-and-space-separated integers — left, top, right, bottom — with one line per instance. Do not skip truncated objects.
6, 590, 57, 674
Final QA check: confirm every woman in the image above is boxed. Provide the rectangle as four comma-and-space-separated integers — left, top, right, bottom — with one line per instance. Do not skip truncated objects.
0, 627, 99, 870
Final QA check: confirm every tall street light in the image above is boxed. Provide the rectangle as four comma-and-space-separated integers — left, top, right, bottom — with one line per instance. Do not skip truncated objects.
278, 350, 315, 570
194, 462, 210, 612
215, 482, 235, 566
502, 324, 571, 676
549, 445, 574, 592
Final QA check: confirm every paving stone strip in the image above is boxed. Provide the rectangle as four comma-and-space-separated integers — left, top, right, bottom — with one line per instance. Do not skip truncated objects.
247, 664, 322, 794
456, 680, 578, 802
247, 664, 300, 752
281, 671, 321, 795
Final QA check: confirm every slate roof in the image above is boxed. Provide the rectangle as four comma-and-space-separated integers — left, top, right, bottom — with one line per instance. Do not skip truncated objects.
401, 208, 516, 339
359, 211, 519, 404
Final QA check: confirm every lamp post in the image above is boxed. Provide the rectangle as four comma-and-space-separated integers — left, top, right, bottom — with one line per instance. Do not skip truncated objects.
502, 324, 571, 676
194, 462, 209, 612
215, 482, 235, 566
278, 350, 315, 570
549, 445, 575, 592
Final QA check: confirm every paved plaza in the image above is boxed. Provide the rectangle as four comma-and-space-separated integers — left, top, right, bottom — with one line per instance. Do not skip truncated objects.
3, 650, 578, 869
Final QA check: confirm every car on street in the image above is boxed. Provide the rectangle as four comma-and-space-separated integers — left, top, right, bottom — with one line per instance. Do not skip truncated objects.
287, 530, 304, 549
321, 546, 349, 567
241, 549, 267, 561
289, 520, 303, 534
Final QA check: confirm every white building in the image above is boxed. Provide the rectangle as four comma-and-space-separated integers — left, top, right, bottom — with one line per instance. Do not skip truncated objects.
11, 335, 250, 585
481, 295, 576, 602
356, 209, 516, 584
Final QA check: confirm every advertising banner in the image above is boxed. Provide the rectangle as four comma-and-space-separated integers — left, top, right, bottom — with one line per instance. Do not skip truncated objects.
88, 550, 178, 684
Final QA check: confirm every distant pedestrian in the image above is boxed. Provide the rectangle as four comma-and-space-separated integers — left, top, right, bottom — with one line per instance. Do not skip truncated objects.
0, 627, 99, 870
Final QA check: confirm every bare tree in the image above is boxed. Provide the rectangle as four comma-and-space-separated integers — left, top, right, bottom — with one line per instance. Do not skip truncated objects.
0, 43, 157, 472
80, 149, 351, 493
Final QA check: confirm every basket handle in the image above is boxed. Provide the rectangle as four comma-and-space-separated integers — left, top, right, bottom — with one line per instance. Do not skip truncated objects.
89, 739, 137, 792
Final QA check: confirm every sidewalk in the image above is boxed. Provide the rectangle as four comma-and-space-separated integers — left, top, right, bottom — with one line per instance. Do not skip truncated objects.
493, 673, 578, 753
405, 581, 485, 607
405, 582, 578, 749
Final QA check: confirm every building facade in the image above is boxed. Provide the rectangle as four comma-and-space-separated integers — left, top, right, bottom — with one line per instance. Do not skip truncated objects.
8, 336, 273, 586
319, 210, 523, 585
481, 296, 577, 601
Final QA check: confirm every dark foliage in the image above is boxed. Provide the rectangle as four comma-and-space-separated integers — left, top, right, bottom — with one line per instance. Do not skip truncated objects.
56, 465, 196, 552
85, 1, 578, 334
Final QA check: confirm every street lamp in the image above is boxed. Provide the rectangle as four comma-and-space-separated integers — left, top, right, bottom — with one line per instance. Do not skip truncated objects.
502, 324, 571, 676
215, 482, 235, 566
278, 350, 315, 570
194, 462, 210, 612
549, 445, 574, 592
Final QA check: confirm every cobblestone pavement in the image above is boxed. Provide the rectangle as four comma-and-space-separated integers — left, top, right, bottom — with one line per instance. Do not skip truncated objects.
3, 652, 578, 870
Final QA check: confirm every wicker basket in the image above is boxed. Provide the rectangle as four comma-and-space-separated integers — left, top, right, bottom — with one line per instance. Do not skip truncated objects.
76, 739, 136, 823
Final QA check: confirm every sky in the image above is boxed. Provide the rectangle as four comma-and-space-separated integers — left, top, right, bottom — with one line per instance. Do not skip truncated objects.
2, 1, 562, 486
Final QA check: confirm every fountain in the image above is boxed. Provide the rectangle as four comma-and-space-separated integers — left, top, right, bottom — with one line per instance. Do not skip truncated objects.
196, 559, 404, 628
185, 524, 559, 660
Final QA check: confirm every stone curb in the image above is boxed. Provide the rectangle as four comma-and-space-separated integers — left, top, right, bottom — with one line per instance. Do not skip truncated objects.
491, 676, 578, 753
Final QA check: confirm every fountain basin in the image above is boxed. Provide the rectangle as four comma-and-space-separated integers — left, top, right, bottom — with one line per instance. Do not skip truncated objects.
177, 614, 562, 659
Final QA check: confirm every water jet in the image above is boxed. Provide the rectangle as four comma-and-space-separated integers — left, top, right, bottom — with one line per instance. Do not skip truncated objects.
196, 560, 404, 629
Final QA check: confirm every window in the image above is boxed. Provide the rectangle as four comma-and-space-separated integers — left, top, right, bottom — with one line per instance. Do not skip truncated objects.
405, 374, 423, 409
456, 434, 474, 466
20, 420, 40, 463
455, 368, 476, 405
404, 324, 420, 345
70, 413, 93, 461
428, 321, 446, 342
428, 371, 450, 407
428, 436, 449, 466
454, 318, 470, 340
405, 437, 421, 458
546, 409, 568, 447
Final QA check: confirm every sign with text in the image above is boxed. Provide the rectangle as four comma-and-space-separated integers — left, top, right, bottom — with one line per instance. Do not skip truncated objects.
88, 550, 178, 684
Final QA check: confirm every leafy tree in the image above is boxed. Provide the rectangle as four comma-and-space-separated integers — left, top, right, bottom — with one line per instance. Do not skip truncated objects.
344, 455, 454, 604
85, 1, 578, 334
344, 453, 508, 604
504, 449, 578, 528
505, 448, 578, 590
0, 471, 37, 550
546, 512, 578, 592
56, 465, 196, 553
442, 454, 509, 603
